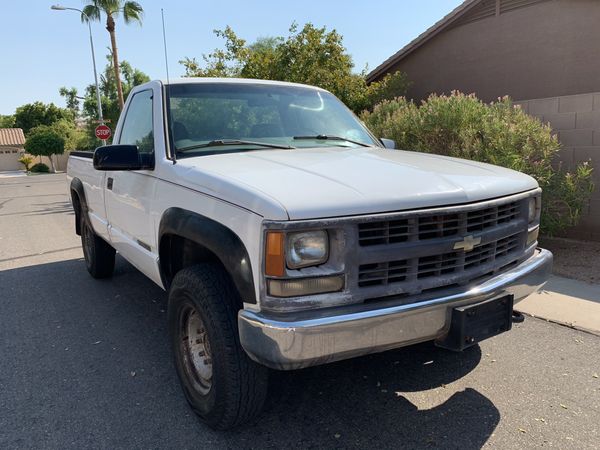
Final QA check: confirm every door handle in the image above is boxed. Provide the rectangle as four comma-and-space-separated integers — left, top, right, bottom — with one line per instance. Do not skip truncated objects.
107, 177, 114, 190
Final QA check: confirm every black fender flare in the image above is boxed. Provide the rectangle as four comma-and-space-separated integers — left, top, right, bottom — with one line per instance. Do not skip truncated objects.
158, 207, 256, 304
70, 178, 89, 235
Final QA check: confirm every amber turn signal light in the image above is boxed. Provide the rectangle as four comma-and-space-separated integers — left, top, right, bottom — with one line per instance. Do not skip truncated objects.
265, 231, 285, 277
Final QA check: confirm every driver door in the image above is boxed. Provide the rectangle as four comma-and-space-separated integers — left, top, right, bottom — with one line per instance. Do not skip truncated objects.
104, 88, 159, 280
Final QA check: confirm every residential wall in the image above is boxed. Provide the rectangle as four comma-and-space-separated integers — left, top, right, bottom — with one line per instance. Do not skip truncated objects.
49, 153, 69, 172
28, 153, 70, 172
0, 150, 69, 173
515, 92, 600, 241
377, 0, 600, 103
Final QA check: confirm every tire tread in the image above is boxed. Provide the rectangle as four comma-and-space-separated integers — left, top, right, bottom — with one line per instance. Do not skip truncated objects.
169, 264, 268, 429
81, 214, 115, 279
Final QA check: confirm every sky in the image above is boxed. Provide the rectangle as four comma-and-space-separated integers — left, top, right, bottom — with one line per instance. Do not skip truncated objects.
0, 0, 463, 115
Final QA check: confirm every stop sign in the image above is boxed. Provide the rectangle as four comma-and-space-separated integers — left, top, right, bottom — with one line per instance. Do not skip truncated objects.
95, 124, 111, 140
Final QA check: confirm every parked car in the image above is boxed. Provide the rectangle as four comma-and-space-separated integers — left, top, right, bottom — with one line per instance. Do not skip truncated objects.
67, 78, 552, 429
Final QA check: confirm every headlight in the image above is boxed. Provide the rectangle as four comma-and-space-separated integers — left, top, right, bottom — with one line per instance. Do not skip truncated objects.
286, 231, 329, 269
528, 197, 539, 223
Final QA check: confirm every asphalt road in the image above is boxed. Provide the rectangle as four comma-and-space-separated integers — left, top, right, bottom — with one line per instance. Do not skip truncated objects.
1, 174, 599, 449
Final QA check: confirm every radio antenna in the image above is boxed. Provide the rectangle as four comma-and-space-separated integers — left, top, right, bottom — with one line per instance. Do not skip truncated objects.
161, 8, 176, 163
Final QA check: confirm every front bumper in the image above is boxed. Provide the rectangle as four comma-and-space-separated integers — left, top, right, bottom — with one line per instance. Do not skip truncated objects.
239, 248, 552, 370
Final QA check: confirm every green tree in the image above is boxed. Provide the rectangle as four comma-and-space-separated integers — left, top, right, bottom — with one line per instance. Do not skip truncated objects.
45, 119, 86, 152
180, 23, 410, 113
59, 86, 80, 116
79, 54, 150, 148
364, 71, 412, 109
81, 0, 144, 111
0, 114, 15, 128
24, 128, 65, 172
14, 102, 74, 135
180, 26, 250, 78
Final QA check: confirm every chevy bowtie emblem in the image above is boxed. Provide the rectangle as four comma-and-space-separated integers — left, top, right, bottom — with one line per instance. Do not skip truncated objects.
453, 235, 481, 252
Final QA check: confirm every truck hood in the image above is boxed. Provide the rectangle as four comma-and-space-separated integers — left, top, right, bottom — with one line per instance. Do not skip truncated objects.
175, 147, 538, 220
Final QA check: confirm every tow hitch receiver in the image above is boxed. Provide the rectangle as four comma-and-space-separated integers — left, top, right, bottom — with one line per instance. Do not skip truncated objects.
435, 295, 514, 351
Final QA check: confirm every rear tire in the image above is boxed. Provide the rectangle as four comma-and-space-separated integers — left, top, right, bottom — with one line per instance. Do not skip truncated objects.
80, 214, 115, 279
168, 264, 268, 430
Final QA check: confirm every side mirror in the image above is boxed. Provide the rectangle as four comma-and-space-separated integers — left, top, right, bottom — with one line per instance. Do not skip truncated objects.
93, 145, 153, 171
380, 138, 396, 149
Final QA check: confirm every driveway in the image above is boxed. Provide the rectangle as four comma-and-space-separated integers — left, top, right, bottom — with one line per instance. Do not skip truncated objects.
1, 174, 598, 449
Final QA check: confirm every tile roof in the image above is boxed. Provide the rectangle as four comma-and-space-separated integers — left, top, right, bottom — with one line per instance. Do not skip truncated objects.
0, 128, 26, 146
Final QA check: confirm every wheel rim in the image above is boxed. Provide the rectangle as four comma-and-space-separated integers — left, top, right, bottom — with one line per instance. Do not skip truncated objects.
180, 305, 213, 394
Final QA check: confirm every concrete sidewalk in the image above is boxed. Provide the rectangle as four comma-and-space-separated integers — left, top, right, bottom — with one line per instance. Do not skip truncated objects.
516, 275, 600, 335
0, 170, 26, 178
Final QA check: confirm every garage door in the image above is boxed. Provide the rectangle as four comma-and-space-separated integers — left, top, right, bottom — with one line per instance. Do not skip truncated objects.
0, 148, 24, 171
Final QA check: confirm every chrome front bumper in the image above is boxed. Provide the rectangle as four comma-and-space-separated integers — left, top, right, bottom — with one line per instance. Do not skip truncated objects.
239, 248, 553, 370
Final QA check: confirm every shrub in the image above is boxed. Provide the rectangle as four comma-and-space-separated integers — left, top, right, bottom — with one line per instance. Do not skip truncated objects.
18, 155, 33, 171
30, 162, 50, 173
361, 92, 594, 235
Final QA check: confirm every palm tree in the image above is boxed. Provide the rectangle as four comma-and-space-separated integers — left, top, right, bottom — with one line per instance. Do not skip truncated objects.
81, 0, 143, 111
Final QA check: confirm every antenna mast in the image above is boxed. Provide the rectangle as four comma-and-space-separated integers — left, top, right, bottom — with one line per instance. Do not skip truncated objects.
161, 8, 170, 84
161, 8, 176, 163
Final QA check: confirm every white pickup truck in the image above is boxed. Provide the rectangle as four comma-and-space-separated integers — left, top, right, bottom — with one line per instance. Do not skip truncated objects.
67, 78, 552, 429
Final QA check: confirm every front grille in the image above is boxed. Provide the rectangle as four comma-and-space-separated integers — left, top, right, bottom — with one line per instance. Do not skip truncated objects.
358, 232, 521, 287
355, 198, 528, 297
359, 201, 519, 246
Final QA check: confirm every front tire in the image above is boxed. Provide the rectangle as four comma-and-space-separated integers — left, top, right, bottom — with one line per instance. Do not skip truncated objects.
80, 215, 115, 279
168, 264, 268, 430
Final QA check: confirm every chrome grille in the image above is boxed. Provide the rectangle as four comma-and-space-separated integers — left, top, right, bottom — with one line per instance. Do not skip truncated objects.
359, 201, 519, 246
355, 198, 528, 297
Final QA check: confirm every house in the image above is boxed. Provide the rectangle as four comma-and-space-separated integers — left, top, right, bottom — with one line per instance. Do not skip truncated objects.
368, 0, 600, 241
0, 128, 26, 171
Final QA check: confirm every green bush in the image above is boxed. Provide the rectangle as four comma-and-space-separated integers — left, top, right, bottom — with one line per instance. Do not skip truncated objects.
361, 92, 594, 235
30, 162, 50, 173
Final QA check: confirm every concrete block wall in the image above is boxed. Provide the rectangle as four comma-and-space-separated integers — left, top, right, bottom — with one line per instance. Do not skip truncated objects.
514, 92, 600, 241
27, 152, 70, 173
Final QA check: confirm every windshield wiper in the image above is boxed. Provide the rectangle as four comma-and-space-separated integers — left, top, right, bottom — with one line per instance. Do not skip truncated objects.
293, 134, 371, 147
178, 139, 294, 152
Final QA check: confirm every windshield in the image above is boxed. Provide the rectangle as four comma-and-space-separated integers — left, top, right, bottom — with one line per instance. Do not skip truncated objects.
167, 82, 379, 157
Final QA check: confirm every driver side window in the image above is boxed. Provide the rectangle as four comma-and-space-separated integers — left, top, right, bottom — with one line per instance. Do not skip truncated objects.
119, 90, 154, 154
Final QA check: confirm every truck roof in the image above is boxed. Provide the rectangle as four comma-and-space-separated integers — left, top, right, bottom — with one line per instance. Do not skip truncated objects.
155, 77, 328, 91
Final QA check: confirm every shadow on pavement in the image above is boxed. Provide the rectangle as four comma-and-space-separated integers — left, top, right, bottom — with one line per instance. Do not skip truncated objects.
247, 342, 495, 449
0, 256, 499, 449
26, 201, 75, 217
